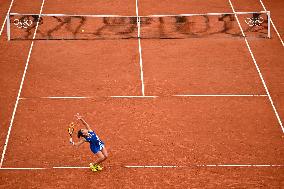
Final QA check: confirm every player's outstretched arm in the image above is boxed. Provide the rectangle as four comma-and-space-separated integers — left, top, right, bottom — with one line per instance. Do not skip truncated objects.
70, 138, 85, 147
75, 114, 92, 131
80, 118, 92, 131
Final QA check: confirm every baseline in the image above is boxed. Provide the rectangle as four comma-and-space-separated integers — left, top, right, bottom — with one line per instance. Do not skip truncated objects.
0, 164, 283, 170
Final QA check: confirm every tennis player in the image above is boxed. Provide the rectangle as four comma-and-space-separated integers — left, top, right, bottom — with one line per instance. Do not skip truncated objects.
69, 114, 108, 172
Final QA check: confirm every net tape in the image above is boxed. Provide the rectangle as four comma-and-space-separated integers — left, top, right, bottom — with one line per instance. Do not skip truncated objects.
7, 11, 270, 40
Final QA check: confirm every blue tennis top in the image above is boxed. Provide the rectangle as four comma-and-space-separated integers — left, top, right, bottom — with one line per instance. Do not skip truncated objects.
85, 130, 104, 147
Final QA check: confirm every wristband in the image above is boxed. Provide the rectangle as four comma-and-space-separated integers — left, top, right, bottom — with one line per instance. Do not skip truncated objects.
69, 138, 74, 145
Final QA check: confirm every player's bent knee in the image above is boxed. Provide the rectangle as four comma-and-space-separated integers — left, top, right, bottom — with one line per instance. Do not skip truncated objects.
98, 157, 105, 162
102, 156, 107, 161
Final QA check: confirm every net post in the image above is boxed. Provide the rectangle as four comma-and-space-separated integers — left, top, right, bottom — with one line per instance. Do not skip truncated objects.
267, 11, 271, 38
137, 16, 141, 38
6, 13, 11, 41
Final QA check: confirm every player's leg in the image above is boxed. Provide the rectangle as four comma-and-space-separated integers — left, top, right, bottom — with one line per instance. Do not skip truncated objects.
94, 150, 106, 164
90, 144, 107, 171
94, 147, 108, 171
101, 146, 108, 159
90, 151, 104, 171
90, 150, 107, 171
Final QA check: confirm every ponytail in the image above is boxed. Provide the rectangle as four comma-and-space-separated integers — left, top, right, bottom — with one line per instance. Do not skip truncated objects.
77, 130, 84, 138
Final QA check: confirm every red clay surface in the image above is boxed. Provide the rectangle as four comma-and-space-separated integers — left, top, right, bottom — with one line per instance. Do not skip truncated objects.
0, 0, 10, 26
233, 0, 284, 132
0, 167, 284, 188
43, 0, 136, 15
9, 0, 43, 13
0, 38, 33, 168
231, 0, 264, 12
248, 38, 284, 125
0, 0, 284, 188
2, 98, 284, 168
0, 0, 47, 158
139, 0, 233, 15
142, 38, 266, 96
0, 168, 284, 189
261, 0, 284, 37
21, 40, 142, 97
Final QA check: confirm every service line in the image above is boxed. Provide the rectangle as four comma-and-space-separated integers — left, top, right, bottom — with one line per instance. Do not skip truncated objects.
18, 94, 268, 100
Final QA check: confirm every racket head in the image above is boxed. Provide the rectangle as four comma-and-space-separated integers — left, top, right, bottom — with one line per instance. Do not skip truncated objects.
68, 122, 75, 137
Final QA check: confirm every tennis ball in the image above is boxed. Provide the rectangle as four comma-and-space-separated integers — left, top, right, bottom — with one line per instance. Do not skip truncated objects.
82, 29, 85, 32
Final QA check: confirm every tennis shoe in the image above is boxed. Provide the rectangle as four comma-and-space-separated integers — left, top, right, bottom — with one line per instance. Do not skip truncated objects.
96, 164, 103, 171
89, 163, 98, 172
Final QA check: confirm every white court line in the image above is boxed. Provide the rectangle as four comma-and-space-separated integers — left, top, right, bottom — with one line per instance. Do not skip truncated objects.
0, 164, 283, 170
19, 96, 92, 100
18, 95, 267, 99
259, 0, 284, 47
53, 166, 89, 169
196, 164, 284, 167
0, 0, 15, 37
110, 95, 157, 98
173, 94, 267, 97
19, 96, 158, 99
135, 0, 145, 96
125, 166, 181, 168
0, 0, 46, 168
0, 168, 46, 170
18, 95, 268, 99
228, 0, 284, 133
125, 165, 284, 168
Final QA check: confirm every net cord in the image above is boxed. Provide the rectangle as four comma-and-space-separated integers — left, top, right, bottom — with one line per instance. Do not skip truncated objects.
9, 11, 270, 18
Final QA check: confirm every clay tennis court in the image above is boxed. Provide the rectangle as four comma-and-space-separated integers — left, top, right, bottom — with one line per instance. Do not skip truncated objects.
0, 0, 284, 188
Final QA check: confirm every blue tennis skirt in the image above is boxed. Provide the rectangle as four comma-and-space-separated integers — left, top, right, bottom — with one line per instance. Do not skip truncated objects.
90, 141, 105, 154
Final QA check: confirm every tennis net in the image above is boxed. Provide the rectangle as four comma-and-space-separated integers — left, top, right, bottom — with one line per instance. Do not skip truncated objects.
7, 11, 270, 40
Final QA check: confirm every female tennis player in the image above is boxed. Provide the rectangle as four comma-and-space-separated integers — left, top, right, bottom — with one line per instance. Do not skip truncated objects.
69, 114, 108, 172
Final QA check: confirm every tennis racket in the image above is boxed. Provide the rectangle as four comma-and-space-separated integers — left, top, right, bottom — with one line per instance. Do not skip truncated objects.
68, 122, 75, 138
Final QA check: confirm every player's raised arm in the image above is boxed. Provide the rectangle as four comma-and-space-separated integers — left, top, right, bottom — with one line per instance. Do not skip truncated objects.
75, 114, 92, 131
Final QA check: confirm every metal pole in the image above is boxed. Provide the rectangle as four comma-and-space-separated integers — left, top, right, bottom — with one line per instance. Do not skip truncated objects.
267, 11, 271, 39
6, 13, 11, 41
